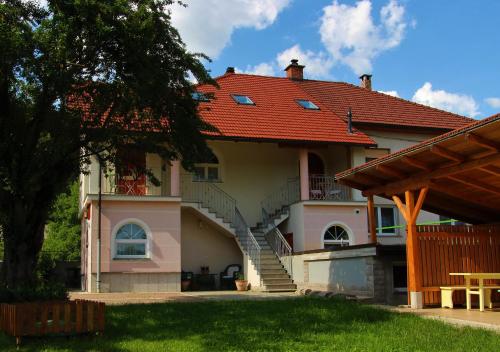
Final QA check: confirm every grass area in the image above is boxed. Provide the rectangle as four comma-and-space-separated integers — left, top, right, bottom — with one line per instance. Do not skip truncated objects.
0, 297, 498, 351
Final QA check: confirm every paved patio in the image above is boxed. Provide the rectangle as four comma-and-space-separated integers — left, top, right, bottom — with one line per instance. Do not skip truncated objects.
70, 291, 297, 305
380, 305, 500, 332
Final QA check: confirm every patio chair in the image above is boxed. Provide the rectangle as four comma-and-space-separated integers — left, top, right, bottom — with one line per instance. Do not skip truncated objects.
220, 264, 242, 290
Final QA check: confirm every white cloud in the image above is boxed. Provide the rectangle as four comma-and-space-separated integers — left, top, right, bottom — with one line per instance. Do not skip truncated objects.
236, 44, 334, 79
319, 0, 408, 74
170, 0, 290, 58
276, 45, 334, 79
485, 97, 500, 109
412, 82, 480, 117
378, 90, 399, 97
237, 63, 276, 76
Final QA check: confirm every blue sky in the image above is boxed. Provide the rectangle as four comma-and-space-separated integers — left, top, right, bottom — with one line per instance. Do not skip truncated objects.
171, 0, 500, 119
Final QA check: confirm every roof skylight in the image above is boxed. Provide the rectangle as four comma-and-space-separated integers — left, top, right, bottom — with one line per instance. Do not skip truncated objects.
296, 99, 320, 110
232, 94, 255, 105
191, 92, 210, 102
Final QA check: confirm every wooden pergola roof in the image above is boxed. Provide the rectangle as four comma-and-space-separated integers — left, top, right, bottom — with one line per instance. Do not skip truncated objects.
336, 114, 500, 224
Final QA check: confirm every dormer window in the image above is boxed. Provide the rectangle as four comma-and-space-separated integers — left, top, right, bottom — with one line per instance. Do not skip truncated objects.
232, 94, 255, 105
191, 91, 210, 102
296, 99, 319, 110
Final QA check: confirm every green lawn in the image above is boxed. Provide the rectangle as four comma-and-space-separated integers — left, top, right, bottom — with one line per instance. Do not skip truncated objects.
1, 297, 498, 351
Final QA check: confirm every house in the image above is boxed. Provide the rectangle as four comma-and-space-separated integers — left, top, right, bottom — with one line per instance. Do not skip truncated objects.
79, 60, 473, 297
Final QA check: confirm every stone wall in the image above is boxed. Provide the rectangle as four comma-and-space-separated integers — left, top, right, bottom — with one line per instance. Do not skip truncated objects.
90, 272, 180, 292
291, 244, 403, 303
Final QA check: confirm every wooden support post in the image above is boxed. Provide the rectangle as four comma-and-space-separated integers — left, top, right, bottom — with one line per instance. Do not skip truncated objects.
367, 195, 377, 243
391, 187, 428, 308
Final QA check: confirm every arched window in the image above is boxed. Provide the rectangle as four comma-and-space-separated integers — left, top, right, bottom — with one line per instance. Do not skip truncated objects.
193, 153, 220, 182
114, 222, 149, 259
323, 225, 350, 249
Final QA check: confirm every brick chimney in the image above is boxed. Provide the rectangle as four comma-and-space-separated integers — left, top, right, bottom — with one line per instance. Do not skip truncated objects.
285, 59, 305, 80
359, 74, 372, 90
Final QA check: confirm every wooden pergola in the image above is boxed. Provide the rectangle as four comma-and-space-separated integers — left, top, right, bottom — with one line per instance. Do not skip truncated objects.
336, 114, 500, 308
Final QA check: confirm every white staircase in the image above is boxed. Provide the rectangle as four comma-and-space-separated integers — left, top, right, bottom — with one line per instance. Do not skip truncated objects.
181, 178, 296, 292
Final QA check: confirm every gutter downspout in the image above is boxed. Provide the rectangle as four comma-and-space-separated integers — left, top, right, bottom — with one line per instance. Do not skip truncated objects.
96, 157, 102, 293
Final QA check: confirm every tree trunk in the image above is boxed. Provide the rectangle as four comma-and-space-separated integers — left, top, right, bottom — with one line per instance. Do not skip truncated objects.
1, 199, 47, 288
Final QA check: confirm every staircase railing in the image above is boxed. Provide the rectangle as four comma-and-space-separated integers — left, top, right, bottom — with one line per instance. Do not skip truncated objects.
261, 177, 300, 217
181, 177, 237, 224
235, 208, 261, 280
263, 208, 293, 277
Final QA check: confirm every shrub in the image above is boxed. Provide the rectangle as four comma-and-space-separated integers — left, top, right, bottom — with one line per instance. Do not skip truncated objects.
0, 282, 68, 303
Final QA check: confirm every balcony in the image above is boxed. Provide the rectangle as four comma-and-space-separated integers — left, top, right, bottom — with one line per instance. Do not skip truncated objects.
100, 169, 170, 197
308, 175, 352, 201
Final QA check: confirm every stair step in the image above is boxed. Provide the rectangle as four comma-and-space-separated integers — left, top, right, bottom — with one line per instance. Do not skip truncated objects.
261, 273, 290, 279
260, 251, 278, 259
262, 278, 294, 284
260, 262, 285, 272
262, 284, 297, 291
260, 268, 286, 274
260, 260, 281, 266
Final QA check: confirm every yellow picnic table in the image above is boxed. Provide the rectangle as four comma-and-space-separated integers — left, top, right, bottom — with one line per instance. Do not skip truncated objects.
450, 273, 500, 312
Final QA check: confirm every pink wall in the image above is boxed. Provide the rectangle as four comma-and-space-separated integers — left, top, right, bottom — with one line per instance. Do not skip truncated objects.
89, 200, 181, 273
302, 204, 370, 251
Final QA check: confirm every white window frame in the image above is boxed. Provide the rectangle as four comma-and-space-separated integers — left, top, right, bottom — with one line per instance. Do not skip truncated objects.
193, 151, 221, 182
321, 221, 352, 249
375, 206, 397, 236
111, 219, 151, 259
193, 162, 220, 182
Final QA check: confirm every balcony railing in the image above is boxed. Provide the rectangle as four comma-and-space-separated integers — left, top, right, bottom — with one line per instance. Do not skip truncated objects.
309, 175, 351, 201
101, 169, 169, 196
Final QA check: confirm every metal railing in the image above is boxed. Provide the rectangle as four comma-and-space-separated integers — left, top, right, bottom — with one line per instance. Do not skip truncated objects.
263, 208, 293, 277
235, 208, 261, 279
261, 177, 300, 217
309, 175, 351, 201
101, 169, 169, 196
181, 176, 237, 224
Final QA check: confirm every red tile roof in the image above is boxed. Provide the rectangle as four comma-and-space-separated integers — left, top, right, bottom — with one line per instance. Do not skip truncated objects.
196, 73, 375, 145
296, 80, 474, 130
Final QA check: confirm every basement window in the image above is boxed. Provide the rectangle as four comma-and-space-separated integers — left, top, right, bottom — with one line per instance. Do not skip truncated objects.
296, 99, 319, 110
232, 94, 255, 105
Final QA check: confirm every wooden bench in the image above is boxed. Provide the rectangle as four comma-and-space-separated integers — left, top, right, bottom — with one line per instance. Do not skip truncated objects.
440, 285, 500, 309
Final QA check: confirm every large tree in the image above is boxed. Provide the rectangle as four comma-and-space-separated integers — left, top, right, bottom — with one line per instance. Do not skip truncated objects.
0, 0, 215, 288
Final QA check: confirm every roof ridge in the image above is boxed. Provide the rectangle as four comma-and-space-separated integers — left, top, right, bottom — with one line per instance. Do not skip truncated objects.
302, 79, 474, 123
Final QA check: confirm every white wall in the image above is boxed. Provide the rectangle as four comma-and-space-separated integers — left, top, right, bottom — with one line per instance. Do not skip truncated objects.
181, 209, 242, 275
282, 202, 305, 252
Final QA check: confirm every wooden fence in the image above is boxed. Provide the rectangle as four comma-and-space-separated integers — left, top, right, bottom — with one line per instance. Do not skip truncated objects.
416, 225, 500, 306
0, 299, 105, 345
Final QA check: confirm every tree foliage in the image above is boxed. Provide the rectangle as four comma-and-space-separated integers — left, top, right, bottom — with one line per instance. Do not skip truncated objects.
42, 180, 81, 262
0, 0, 215, 288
